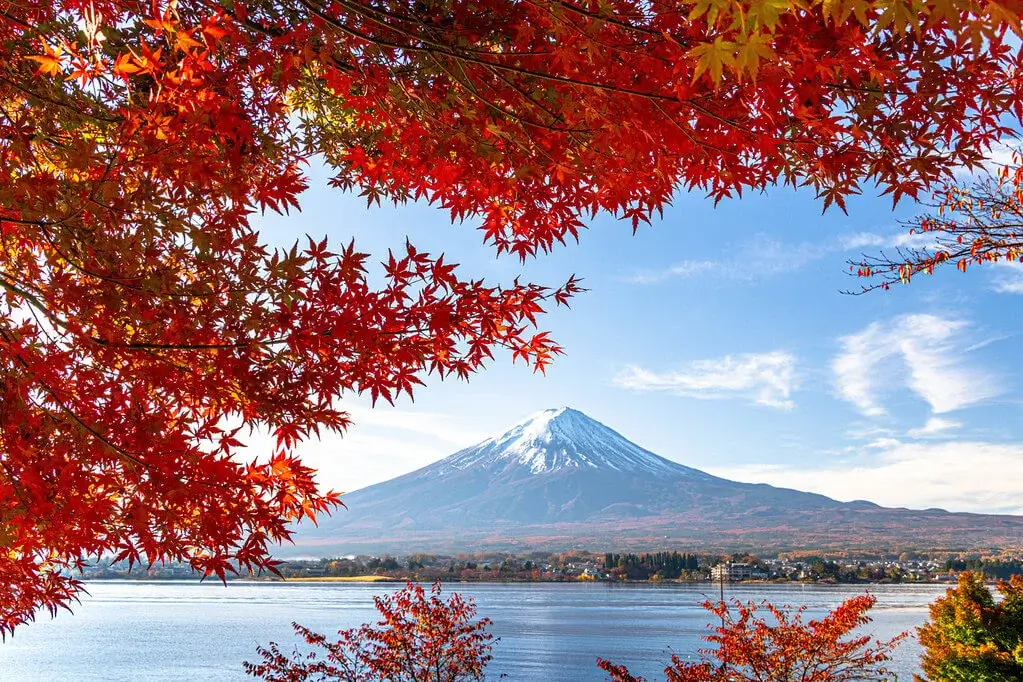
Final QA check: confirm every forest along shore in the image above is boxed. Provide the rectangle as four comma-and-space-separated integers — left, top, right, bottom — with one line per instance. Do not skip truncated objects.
78, 549, 1022, 584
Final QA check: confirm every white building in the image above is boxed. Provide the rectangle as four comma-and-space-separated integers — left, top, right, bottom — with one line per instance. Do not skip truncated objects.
710, 562, 754, 582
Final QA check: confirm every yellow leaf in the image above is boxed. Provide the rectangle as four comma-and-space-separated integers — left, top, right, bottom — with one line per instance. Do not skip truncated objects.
735, 33, 776, 80
820, 0, 862, 26
873, 0, 919, 35
175, 32, 202, 53
747, 0, 791, 30
688, 37, 737, 85
688, 0, 732, 26
26, 54, 62, 77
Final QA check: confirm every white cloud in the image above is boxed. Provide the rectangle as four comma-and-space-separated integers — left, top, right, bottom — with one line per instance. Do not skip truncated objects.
737, 235, 832, 274
907, 417, 963, 439
963, 334, 1011, 352
865, 437, 902, 450
625, 230, 941, 285
994, 279, 1023, 294
843, 424, 896, 441
297, 430, 452, 493
833, 314, 1001, 417
833, 323, 891, 417
839, 230, 940, 252
623, 236, 831, 284
709, 439, 1023, 515
623, 260, 722, 284
231, 405, 489, 493
344, 405, 490, 445
614, 351, 798, 409
991, 260, 1023, 294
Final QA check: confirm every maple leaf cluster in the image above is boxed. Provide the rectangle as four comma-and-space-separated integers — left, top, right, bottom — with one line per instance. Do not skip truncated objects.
598, 594, 906, 681
244, 581, 493, 681
1, 0, 1022, 635
292, 0, 1023, 238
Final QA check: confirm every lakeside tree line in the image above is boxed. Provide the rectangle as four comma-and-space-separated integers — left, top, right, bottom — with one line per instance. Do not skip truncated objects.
79, 548, 1023, 585
267, 549, 1023, 585
603, 552, 701, 579
943, 557, 1023, 579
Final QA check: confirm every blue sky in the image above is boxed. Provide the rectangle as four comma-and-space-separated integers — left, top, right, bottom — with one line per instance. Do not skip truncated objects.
253, 160, 1023, 516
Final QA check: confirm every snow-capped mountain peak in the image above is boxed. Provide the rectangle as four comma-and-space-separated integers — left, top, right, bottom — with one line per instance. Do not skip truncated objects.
293, 406, 1023, 556
439, 407, 697, 476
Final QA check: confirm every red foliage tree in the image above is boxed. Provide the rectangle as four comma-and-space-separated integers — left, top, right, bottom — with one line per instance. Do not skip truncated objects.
244, 581, 494, 681
2, 0, 1023, 634
852, 150, 1023, 292
598, 595, 905, 681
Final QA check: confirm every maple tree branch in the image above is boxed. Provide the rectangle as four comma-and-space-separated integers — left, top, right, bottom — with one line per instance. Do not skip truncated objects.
36, 225, 228, 300
427, 54, 569, 133
0, 75, 119, 124
0, 213, 51, 227
0, 458, 34, 520
0, 6, 34, 29
87, 337, 270, 350
294, 0, 746, 133
550, 0, 663, 38
0, 272, 72, 330
311, 0, 550, 60
0, 324, 153, 470
518, 0, 671, 59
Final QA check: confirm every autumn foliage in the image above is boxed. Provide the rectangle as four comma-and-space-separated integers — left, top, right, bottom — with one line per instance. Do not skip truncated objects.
598, 595, 905, 681
244, 581, 494, 681
854, 149, 1023, 291
3, 0, 1023, 636
916, 572, 1023, 681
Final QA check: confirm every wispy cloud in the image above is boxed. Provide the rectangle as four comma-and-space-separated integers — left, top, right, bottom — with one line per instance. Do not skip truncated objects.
989, 260, 1023, 294
623, 236, 831, 284
624, 230, 940, 285
623, 260, 722, 284
344, 405, 490, 445
233, 405, 489, 493
833, 314, 1001, 417
229, 425, 453, 494
838, 230, 939, 252
843, 424, 896, 442
907, 417, 963, 439
708, 439, 1023, 515
865, 437, 902, 450
614, 351, 798, 409
963, 334, 1011, 352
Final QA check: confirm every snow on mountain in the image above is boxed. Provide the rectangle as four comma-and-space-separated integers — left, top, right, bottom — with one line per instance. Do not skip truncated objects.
437, 407, 699, 476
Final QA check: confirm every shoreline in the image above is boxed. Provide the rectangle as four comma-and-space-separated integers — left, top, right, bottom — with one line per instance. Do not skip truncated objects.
80, 576, 957, 587
279, 575, 402, 582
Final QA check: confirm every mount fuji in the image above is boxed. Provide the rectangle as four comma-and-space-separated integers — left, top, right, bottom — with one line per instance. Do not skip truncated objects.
292, 407, 1023, 554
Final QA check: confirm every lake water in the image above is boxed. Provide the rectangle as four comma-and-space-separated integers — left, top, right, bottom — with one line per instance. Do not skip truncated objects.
0, 581, 947, 681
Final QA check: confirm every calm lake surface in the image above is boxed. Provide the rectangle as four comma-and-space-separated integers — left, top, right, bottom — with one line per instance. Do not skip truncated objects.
1, 581, 947, 681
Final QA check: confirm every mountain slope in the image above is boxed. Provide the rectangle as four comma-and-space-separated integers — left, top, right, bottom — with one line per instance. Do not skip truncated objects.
292, 408, 1023, 554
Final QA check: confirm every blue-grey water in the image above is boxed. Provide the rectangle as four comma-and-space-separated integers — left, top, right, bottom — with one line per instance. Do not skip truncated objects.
0, 581, 946, 681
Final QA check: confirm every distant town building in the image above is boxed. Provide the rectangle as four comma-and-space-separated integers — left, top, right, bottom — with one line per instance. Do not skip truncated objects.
711, 562, 754, 582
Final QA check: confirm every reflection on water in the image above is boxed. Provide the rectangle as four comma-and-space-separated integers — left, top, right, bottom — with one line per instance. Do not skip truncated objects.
0, 581, 946, 681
